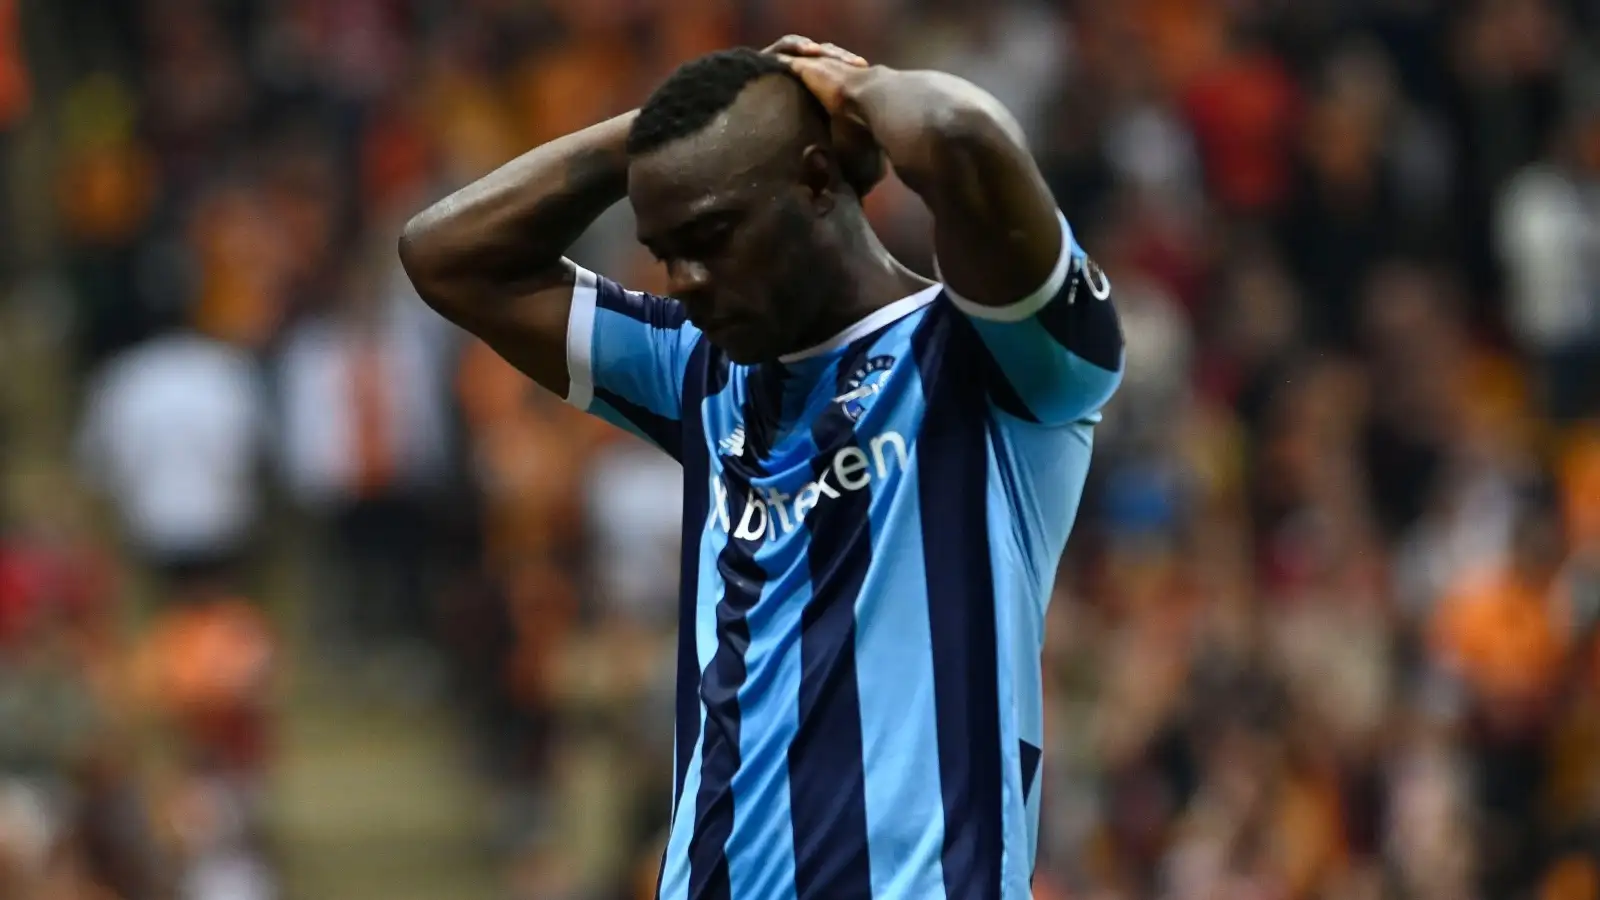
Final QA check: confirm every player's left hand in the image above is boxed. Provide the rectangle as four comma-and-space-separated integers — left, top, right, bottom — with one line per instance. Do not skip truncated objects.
768, 41, 870, 122
764, 36, 885, 196
763, 35, 868, 70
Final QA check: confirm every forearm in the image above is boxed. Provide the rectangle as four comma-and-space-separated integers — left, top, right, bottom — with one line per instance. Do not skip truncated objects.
842, 68, 1028, 211
400, 111, 637, 299
843, 68, 1058, 305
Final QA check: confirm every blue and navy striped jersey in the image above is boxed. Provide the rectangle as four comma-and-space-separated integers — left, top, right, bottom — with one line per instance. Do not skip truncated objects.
563, 211, 1123, 900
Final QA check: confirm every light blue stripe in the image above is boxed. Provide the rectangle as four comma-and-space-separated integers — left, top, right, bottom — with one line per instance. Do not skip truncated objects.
659, 461, 728, 900
985, 446, 1030, 896
718, 368, 816, 900
592, 305, 696, 421
853, 321, 948, 900
965, 316, 1124, 425
659, 711, 707, 900
989, 421, 1095, 616
987, 418, 1097, 885
724, 548, 807, 900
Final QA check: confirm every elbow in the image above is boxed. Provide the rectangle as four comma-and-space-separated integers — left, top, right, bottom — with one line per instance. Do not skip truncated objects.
397, 207, 454, 307
396, 223, 420, 284
926, 100, 1027, 158
397, 207, 439, 280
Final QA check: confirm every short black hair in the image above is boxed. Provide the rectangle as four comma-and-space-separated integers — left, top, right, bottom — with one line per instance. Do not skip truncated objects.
627, 47, 820, 157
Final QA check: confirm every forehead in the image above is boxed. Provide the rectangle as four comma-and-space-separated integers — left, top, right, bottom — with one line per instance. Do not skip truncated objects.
629, 79, 806, 236
629, 135, 781, 238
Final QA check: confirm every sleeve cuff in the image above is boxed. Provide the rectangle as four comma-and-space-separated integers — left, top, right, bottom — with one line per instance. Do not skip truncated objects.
564, 261, 597, 410
937, 210, 1075, 324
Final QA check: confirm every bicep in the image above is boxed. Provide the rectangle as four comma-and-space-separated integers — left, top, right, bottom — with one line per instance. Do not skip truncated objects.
855, 69, 1057, 306
910, 82, 1061, 308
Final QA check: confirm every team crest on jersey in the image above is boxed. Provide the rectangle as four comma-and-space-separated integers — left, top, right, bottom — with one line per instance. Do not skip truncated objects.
834, 355, 896, 422
717, 425, 746, 458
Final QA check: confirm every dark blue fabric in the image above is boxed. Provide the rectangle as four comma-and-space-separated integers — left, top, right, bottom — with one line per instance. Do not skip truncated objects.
913, 307, 1004, 900
789, 335, 880, 900
595, 387, 683, 461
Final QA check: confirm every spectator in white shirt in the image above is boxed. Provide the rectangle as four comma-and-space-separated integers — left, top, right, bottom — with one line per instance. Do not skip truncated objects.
275, 247, 460, 669
76, 318, 270, 593
1497, 95, 1600, 420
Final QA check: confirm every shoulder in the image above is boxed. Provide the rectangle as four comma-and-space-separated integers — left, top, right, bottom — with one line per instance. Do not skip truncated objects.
585, 271, 694, 333
905, 292, 1000, 366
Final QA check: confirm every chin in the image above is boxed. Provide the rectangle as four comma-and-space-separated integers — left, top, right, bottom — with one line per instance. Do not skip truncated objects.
719, 342, 771, 366
704, 317, 785, 365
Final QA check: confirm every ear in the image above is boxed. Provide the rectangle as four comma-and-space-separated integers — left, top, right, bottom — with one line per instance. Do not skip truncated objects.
799, 143, 836, 215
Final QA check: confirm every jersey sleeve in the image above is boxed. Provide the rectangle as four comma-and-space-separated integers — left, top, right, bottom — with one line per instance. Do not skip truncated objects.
564, 262, 703, 460
938, 211, 1125, 425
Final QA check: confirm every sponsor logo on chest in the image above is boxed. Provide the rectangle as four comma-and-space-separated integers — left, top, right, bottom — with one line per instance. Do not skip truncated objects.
710, 429, 910, 541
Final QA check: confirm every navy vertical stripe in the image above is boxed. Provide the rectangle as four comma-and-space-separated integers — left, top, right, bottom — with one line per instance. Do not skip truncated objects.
661, 340, 729, 898
789, 336, 880, 900
976, 341, 1039, 424
744, 361, 789, 460
912, 307, 1005, 899
672, 339, 726, 814
686, 369, 769, 900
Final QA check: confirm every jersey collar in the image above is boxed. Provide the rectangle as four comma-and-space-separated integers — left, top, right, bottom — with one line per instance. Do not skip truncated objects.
777, 284, 945, 364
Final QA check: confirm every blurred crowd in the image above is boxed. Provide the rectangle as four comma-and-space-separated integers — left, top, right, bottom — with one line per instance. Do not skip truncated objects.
1, 0, 1599, 898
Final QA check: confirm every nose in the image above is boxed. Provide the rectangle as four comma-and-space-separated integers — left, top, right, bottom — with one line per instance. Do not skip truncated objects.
666, 258, 711, 299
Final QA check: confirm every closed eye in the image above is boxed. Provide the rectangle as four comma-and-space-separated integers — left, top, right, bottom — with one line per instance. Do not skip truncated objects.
640, 209, 743, 263
676, 211, 742, 259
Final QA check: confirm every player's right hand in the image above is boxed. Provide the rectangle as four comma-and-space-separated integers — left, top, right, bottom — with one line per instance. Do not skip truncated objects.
762, 36, 886, 199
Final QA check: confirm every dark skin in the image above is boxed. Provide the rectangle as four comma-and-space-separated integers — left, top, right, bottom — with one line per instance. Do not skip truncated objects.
399, 37, 1062, 384
627, 71, 920, 362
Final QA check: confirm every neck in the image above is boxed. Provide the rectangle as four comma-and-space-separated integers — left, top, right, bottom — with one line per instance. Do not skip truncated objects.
792, 209, 932, 352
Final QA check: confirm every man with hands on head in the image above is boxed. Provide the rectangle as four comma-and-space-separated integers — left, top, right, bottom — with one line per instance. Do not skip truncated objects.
400, 35, 1123, 900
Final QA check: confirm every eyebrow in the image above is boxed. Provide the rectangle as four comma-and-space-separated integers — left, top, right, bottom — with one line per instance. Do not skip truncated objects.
638, 206, 742, 251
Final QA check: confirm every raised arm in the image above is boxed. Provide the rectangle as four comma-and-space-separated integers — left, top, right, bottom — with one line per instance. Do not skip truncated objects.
776, 37, 1123, 425
398, 111, 637, 396
773, 39, 1058, 308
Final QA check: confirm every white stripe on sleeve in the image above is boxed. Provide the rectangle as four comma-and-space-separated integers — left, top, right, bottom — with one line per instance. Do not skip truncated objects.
937, 210, 1075, 324
564, 262, 598, 410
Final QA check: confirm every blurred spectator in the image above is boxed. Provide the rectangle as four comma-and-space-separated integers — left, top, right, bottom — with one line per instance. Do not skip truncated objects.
1497, 90, 1600, 422
276, 244, 459, 677
583, 441, 682, 628
893, 0, 1069, 143
75, 316, 271, 598
1281, 42, 1401, 346
55, 74, 163, 370
1431, 485, 1577, 895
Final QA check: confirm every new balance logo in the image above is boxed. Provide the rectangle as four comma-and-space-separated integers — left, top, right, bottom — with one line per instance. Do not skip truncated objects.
718, 426, 745, 458
710, 430, 911, 541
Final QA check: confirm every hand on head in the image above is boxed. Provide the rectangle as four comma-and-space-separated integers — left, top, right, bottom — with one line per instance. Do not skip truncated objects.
763, 35, 869, 70
764, 35, 885, 199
